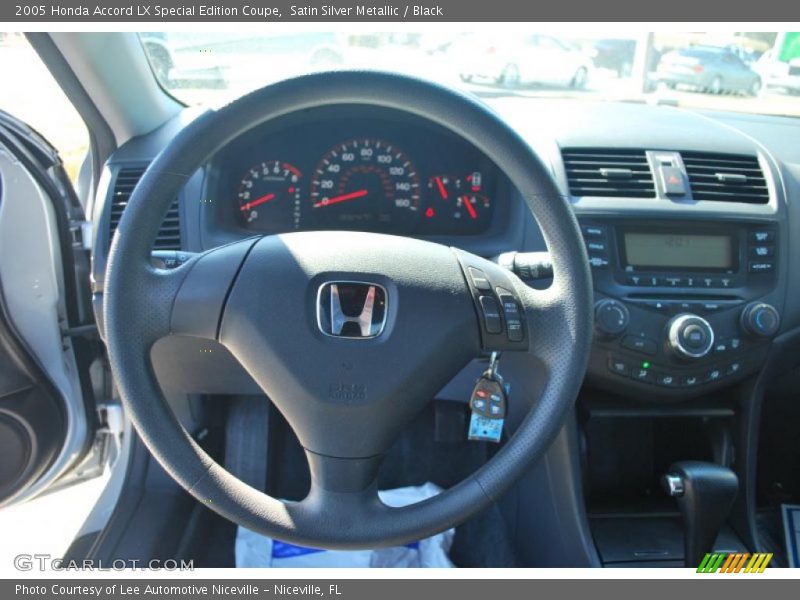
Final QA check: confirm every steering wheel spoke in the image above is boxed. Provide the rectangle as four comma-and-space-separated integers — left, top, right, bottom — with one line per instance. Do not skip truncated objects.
168, 238, 260, 340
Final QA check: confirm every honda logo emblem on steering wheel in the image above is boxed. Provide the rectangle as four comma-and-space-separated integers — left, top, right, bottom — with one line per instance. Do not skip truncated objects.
317, 281, 388, 339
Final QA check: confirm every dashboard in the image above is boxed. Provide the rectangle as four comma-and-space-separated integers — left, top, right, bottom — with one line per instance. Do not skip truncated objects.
94, 98, 800, 403
206, 106, 509, 238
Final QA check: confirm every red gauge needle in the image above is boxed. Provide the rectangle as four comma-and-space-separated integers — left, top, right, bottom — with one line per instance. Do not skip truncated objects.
240, 193, 275, 212
313, 189, 368, 208
434, 176, 448, 199
462, 195, 478, 219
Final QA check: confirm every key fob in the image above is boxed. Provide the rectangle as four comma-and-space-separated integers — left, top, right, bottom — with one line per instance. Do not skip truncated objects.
469, 372, 507, 420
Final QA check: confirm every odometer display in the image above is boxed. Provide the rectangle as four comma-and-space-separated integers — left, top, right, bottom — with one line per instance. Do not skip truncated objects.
309, 139, 421, 232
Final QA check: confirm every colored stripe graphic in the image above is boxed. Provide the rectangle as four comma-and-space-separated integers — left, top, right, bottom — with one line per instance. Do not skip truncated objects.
698, 552, 772, 573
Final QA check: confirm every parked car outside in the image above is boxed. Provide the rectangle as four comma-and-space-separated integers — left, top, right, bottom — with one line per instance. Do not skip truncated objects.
592, 38, 636, 77
655, 45, 762, 95
756, 49, 800, 96
457, 33, 592, 89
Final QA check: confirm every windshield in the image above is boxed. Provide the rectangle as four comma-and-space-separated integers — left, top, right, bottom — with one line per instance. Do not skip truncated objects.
139, 31, 800, 118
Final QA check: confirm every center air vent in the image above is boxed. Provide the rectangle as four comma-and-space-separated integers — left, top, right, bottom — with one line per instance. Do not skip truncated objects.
681, 152, 769, 204
562, 148, 655, 199
109, 166, 182, 249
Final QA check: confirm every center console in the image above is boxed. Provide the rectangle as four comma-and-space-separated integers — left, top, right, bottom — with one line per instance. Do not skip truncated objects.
580, 218, 782, 399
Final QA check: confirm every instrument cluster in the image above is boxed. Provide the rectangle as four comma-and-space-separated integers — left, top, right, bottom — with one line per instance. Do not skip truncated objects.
212, 109, 503, 237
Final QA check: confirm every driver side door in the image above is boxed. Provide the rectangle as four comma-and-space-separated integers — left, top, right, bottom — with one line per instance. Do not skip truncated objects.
0, 110, 109, 510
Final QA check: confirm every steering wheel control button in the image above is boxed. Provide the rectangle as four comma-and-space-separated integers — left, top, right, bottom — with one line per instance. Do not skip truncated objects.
496, 288, 524, 342
621, 335, 658, 356
594, 299, 630, 339
741, 302, 780, 338
667, 314, 715, 359
478, 296, 502, 334
468, 267, 491, 291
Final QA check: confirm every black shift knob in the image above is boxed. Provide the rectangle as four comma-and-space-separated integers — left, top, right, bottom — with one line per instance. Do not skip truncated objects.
662, 461, 739, 568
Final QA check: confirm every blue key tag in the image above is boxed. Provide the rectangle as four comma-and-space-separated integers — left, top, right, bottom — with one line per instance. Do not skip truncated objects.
468, 413, 504, 443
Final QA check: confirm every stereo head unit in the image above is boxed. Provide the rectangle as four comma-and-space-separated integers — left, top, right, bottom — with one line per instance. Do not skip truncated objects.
578, 218, 780, 399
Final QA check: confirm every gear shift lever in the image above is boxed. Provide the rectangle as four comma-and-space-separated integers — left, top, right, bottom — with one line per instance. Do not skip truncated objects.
662, 461, 739, 568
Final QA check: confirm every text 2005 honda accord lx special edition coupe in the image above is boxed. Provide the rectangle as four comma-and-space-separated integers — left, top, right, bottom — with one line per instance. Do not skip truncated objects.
1, 31, 799, 569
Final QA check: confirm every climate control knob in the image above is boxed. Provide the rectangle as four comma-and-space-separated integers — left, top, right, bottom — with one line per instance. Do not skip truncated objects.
667, 313, 714, 359
741, 302, 780, 338
594, 299, 629, 338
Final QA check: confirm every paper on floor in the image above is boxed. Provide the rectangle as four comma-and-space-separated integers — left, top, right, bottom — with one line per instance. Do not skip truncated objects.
235, 482, 454, 568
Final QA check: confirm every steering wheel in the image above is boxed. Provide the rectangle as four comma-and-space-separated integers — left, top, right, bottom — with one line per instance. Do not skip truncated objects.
104, 72, 593, 549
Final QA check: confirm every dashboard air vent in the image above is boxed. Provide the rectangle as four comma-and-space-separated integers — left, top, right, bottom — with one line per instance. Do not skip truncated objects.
109, 166, 182, 249
562, 148, 655, 198
681, 152, 769, 204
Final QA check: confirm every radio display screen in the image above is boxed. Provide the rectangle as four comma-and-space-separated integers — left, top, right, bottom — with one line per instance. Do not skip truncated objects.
623, 232, 734, 270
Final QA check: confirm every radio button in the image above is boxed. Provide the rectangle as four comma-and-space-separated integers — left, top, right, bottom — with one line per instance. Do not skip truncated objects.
750, 245, 774, 258
586, 241, 608, 253
748, 261, 775, 273
664, 276, 683, 287
699, 277, 717, 288
589, 256, 610, 268
701, 302, 723, 312
581, 225, 606, 238
750, 231, 775, 243
644, 276, 661, 286
644, 300, 669, 312
621, 335, 658, 356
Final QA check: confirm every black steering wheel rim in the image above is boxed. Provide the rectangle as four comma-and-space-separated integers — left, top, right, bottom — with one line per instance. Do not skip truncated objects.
104, 71, 593, 549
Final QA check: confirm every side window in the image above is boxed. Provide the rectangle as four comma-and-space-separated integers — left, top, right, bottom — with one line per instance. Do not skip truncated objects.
0, 33, 89, 186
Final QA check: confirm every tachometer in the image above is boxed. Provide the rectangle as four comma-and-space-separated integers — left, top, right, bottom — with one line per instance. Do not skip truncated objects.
237, 161, 302, 229
309, 139, 421, 232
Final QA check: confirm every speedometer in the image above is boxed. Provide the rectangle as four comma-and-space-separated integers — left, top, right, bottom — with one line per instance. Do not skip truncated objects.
309, 139, 421, 233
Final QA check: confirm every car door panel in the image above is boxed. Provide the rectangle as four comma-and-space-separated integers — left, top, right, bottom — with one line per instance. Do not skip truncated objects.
0, 113, 99, 507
